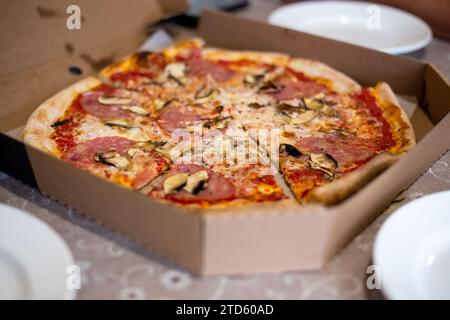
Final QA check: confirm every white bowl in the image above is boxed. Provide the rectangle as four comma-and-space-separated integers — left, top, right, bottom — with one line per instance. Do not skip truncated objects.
374, 191, 450, 299
0, 204, 76, 299
268, 1, 432, 55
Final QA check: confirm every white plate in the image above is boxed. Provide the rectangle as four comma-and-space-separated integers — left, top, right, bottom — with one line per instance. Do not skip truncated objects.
374, 191, 450, 299
268, 1, 432, 55
0, 204, 76, 299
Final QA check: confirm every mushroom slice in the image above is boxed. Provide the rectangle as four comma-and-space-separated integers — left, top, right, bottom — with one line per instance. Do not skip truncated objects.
277, 101, 306, 113
154, 144, 178, 161
135, 141, 155, 151
304, 95, 337, 117
152, 140, 167, 148
127, 141, 155, 157
165, 62, 186, 78
94, 151, 130, 170
258, 81, 280, 93
163, 172, 188, 194
121, 105, 150, 116
243, 74, 256, 85
312, 93, 326, 100
203, 116, 231, 129
98, 96, 132, 105
153, 99, 164, 110
105, 119, 135, 129
127, 147, 141, 158
279, 143, 302, 158
183, 170, 208, 194
263, 67, 284, 82
320, 105, 337, 117
322, 128, 353, 137
156, 149, 172, 160
155, 98, 177, 113
165, 62, 186, 85
309, 153, 337, 176
304, 97, 324, 111
248, 102, 265, 109
290, 110, 316, 125
168, 74, 184, 86
195, 85, 215, 100
243, 73, 264, 86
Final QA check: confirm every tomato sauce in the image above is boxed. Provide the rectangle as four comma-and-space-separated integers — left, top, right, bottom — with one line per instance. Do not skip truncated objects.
216, 59, 272, 70
51, 98, 86, 152
146, 52, 166, 69
110, 71, 155, 83
286, 68, 313, 82
351, 88, 395, 150
285, 167, 325, 198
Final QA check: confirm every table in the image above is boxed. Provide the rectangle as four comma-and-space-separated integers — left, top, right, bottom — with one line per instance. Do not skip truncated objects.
1, 0, 449, 299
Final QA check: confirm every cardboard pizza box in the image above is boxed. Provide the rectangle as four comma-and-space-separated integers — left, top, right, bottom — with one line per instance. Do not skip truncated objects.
1, 1, 449, 275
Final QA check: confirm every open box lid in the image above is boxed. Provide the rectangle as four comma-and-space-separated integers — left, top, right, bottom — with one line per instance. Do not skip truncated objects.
0, 0, 188, 132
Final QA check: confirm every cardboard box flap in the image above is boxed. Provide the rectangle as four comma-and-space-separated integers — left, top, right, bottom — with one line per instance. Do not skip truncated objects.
0, 0, 186, 77
198, 10, 425, 97
425, 64, 450, 123
159, 0, 189, 17
0, 0, 187, 132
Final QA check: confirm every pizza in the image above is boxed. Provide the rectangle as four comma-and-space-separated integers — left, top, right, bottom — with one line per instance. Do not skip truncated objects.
23, 38, 415, 209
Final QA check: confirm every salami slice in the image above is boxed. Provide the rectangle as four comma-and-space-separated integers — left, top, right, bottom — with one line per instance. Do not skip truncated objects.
79, 90, 134, 120
110, 71, 155, 83
188, 60, 235, 82
296, 135, 378, 171
157, 105, 202, 133
273, 79, 329, 101
184, 48, 235, 82
63, 136, 134, 165
165, 164, 236, 203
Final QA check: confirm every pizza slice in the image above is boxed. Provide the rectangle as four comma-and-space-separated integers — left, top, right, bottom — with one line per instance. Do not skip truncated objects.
23, 77, 173, 190
276, 83, 415, 205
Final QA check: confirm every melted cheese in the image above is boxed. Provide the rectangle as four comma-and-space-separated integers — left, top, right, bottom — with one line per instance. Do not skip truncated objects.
74, 115, 164, 144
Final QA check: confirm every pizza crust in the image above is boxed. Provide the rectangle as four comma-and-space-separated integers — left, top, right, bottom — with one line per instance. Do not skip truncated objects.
202, 48, 290, 66
100, 47, 291, 82
288, 58, 361, 94
162, 38, 205, 61
22, 76, 101, 156
99, 38, 206, 81
99, 53, 138, 81
305, 152, 399, 206
203, 49, 361, 95
373, 82, 416, 153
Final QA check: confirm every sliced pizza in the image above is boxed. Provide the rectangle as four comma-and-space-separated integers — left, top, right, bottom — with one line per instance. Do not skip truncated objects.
23, 38, 415, 209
